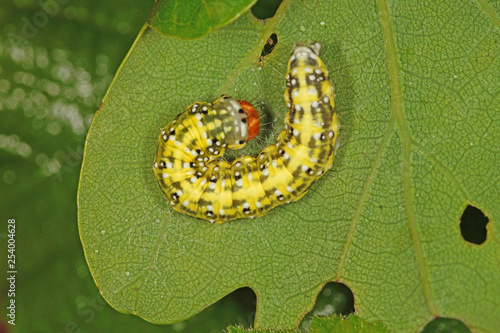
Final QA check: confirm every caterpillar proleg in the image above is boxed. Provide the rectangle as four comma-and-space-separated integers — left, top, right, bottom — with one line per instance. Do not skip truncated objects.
153, 42, 339, 222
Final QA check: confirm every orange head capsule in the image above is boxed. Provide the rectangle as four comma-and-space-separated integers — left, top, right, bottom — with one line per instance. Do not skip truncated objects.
237, 100, 260, 141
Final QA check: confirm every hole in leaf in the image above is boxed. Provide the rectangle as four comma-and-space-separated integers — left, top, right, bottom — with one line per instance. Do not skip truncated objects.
260, 33, 278, 61
421, 317, 471, 333
251, 0, 283, 20
226, 287, 257, 328
186, 287, 256, 330
300, 282, 355, 330
460, 205, 489, 244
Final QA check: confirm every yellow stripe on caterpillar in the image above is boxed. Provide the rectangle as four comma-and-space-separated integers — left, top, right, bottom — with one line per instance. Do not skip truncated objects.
153, 42, 339, 222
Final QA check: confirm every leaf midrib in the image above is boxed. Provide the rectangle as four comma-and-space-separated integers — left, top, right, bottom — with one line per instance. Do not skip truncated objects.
376, 0, 437, 316
216, 0, 294, 95
336, 0, 438, 318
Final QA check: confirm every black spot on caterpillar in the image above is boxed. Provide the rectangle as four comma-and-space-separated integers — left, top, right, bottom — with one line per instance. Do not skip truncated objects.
154, 42, 340, 223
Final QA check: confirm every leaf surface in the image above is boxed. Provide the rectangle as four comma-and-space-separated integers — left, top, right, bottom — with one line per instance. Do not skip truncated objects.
149, 0, 257, 39
79, 0, 500, 331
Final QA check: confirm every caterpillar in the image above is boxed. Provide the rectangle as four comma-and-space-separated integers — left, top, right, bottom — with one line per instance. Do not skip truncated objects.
153, 42, 339, 223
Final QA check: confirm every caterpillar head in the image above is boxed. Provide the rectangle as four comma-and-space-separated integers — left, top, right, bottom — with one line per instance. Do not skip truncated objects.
213, 95, 260, 150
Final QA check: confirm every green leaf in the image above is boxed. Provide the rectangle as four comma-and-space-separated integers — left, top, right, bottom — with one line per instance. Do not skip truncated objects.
148, 0, 258, 39
79, 0, 500, 332
226, 315, 390, 333
307, 315, 389, 333
0, 0, 253, 331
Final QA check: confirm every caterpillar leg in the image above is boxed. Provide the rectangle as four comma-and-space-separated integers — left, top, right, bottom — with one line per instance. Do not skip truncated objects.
154, 43, 339, 223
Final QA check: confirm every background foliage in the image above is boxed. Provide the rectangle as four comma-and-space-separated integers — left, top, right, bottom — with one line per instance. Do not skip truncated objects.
2, 0, 499, 332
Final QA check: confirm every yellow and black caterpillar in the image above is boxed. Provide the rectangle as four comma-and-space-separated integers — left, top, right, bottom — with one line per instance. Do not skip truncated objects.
153, 42, 340, 222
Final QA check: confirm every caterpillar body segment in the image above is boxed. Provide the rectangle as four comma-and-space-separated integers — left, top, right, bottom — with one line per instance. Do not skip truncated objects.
154, 42, 339, 222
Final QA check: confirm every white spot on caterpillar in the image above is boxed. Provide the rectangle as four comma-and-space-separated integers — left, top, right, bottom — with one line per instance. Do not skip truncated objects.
154, 43, 338, 223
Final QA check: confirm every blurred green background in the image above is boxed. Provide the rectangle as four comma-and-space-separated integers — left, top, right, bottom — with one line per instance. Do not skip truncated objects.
0, 1, 354, 332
